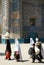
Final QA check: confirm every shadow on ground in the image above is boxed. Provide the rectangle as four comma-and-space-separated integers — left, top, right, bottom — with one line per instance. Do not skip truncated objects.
34, 61, 44, 63
10, 58, 15, 60
20, 60, 29, 62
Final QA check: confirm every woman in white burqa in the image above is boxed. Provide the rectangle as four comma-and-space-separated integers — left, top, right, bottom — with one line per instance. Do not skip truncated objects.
14, 39, 22, 61
30, 38, 34, 47
28, 38, 35, 57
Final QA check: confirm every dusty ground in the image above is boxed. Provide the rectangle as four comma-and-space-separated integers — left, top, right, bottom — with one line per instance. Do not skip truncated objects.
0, 43, 44, 65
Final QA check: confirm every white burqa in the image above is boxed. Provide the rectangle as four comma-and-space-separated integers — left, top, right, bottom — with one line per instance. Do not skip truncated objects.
29, 38, 34, 48
41, 45, 44, 59
35, 38, 39, 43
14, 39, 22, 61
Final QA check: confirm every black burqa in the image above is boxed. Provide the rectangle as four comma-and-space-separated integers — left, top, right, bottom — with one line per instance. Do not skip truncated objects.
5, 39, 11, 53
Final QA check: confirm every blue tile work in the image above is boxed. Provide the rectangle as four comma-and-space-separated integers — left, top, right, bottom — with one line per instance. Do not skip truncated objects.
1, 0, 44, 43
1, 38, 44, 43
2, 0, 11, 34
12, 0, 19, 11
2, 0, 5, 16
1, 38, 24, 43
22, 1, 44, 40
11, 0, 20, 34
1, 39, 6, 44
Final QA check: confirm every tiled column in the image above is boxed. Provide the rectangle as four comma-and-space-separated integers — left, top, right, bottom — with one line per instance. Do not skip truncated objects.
2, 0, 11, 38
10, 0, 22, 38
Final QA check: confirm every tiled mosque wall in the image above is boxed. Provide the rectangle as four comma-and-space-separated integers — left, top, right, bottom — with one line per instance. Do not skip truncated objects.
10, 0, 22, 38
22, 0, 44, 38
1, 0, 44, 39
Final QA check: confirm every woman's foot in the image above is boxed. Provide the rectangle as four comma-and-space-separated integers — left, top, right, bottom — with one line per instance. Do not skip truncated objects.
8, 58, 11, 60
5, 57, 7, 59
16, 59, 20, 62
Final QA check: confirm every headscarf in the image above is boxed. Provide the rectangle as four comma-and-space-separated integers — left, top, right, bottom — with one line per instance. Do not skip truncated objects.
4, 32, 10, 39
29, 38, 34, 47
14, 39, 22, 60
30, 38, 34, 44
35, 38, 39, 43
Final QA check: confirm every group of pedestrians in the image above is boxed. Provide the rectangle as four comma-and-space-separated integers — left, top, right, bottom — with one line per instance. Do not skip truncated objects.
5, 39, 22, 62
4, 32, 22, 61
5, 37, 43, 63
28, 38, 43, 63
4, 31, 43, 62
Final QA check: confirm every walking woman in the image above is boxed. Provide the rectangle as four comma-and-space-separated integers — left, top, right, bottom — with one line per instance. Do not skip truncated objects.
5, 39, 11, 60
14, 39, 22, 62
5, 32, 12, 60
35, 38, 43, 59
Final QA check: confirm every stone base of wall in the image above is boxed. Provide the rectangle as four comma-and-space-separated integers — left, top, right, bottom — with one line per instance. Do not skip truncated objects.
1, 37, 44, 43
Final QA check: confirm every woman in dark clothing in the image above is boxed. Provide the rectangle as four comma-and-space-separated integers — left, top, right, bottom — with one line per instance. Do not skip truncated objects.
35, 38, 43, 59
31, 44, 42, 63
31, 44, 35, 62
5, 39, 11, 60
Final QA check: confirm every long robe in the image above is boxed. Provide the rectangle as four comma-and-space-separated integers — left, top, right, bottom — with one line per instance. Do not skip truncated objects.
41, 45, 44, 58
28, 38, 35, 56
14, 39, 22, 61
5, 39, 11, 54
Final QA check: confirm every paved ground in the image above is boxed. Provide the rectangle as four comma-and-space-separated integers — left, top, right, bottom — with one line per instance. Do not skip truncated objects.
0, 43, 44, 65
